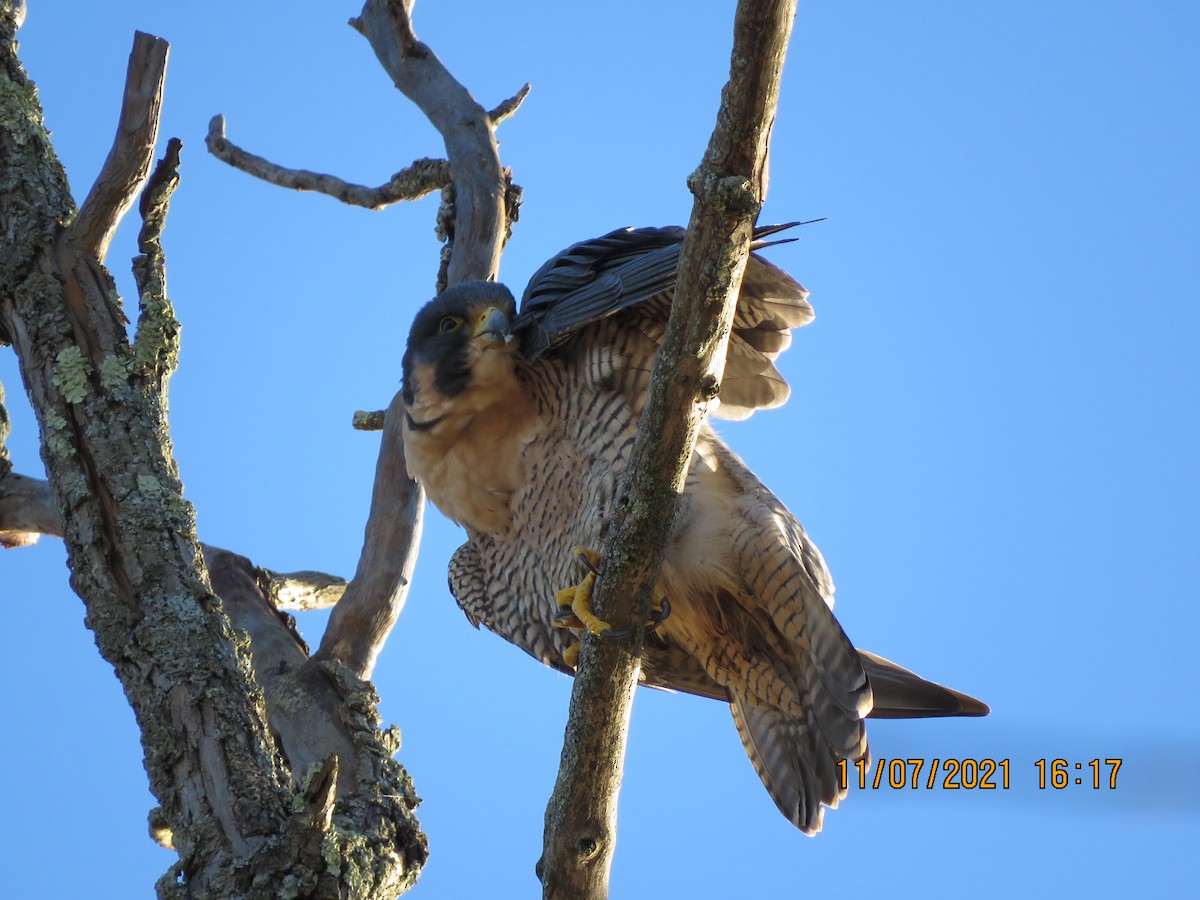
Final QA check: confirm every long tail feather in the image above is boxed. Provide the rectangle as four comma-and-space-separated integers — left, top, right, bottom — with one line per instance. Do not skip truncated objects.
859, 650, 990, 719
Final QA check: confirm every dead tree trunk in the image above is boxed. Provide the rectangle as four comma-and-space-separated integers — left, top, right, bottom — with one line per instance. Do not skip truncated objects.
0, 8, 429, 898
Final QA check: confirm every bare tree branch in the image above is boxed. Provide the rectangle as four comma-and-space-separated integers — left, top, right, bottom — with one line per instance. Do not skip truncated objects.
315, 0, 517, 679
201, 0, 521, 680
317, 393, 424, 678
539, 1, 798, 896
351, 0, 509, 286
0, 467, 349, 609
352, 408, 387, 431
261, 567, 349, 611
206, 115, 451, 210
0, 471, 55, 547
489, 82, 531, 125
71, 32, 168, 262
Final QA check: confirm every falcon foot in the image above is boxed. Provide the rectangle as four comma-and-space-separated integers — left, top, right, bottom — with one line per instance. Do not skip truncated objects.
553, 546, 672, 643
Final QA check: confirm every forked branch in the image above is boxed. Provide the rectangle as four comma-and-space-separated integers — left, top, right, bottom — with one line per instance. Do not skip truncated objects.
71, 31, 168, 262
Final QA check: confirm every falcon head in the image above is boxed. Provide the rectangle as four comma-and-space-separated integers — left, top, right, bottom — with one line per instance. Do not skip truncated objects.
401, 281, 521, 429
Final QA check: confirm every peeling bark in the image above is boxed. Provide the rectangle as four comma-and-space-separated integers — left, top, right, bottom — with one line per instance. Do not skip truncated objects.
1, 12, 425, 897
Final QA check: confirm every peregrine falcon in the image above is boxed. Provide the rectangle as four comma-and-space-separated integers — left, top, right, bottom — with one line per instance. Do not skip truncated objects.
401, 225, 987, 834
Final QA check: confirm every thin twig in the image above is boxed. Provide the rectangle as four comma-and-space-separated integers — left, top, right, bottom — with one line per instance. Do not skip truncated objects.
206, 115, 450, 210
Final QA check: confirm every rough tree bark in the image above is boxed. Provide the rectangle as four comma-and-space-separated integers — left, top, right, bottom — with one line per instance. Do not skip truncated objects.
539, 1, 799, 897
0, 0, 523, 894
2, 0, 795, 894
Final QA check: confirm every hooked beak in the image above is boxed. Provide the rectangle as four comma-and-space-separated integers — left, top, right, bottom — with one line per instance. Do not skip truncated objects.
472, 306, 513, 345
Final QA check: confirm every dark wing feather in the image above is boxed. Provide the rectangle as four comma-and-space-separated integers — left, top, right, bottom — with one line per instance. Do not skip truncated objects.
515, 226, 685, 358
514, 224, 814, 420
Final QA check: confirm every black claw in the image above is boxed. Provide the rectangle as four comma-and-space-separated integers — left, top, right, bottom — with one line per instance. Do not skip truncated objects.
600, 596, 671, 640
553, 607, 580, 625
575, 550, 600, 576
645, 596, 671, 634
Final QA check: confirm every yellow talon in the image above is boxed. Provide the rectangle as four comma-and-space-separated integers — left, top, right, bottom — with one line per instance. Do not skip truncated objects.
563, 642, 580, 669
554, 545, 671, 640
554, 584, 584, 629
552, 546, 614, 635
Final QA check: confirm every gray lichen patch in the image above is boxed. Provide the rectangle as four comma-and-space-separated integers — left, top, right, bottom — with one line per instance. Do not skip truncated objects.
52, 345, 91, 403
40, 409, 75, 458
0, 72, 44, 150
98, 352, 130, 391
136, 472, 166, 500
133, 290, 181, 376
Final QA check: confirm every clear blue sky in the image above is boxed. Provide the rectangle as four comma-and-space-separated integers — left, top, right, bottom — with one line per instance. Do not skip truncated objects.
3, 2, 1197, 897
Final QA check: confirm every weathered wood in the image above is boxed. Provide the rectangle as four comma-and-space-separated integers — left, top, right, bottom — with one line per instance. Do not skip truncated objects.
71, 32, 168, 262
315, 0, 516, 679
351, 0, 508, 287
317, 391, 425, 677
539, 1, 798, 896
0, 15, 426, 896
206, 115, 451, 210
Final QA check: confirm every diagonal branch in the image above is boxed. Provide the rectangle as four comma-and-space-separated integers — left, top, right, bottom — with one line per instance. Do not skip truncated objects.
71, 31, 168, 262
351, 0, 509, 286
538, 1, 799, 896
316, 0, 516, 679
316, 391, 424, 677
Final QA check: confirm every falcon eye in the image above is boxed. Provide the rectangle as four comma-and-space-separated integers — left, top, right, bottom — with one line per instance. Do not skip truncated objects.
438, 315, 463, 333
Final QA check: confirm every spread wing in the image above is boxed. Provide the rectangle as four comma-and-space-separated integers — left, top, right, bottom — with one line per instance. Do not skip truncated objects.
513, 224, 815, 420
422, 224, 988, 838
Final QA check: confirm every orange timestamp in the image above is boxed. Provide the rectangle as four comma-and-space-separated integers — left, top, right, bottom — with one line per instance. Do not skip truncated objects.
837, 757, 1124, 790
838, 757, 1010, 790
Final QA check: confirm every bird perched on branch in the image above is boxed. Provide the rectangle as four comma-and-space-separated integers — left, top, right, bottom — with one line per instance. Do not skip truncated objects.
400, 224, 987, 834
